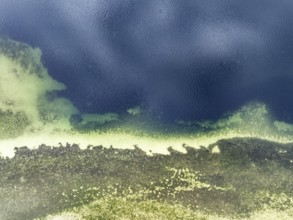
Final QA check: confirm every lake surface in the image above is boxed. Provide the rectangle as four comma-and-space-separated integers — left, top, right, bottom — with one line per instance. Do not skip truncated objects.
1, 0, 293, 123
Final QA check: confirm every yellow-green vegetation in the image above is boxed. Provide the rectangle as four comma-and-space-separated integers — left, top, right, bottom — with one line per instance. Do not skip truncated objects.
0, 38, 78, 137
197, 103, 275, 138
0, 110, 30, 138
273, 121, 293, 133
127, 106, 141, 116
45, 198, 293, 220
72, 113, 119, 130
66, 197, 205, 220
1, 137, 293, 220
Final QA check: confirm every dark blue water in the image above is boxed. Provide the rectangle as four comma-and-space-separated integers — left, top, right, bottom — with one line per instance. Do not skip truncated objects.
1, 0, 293, 122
